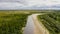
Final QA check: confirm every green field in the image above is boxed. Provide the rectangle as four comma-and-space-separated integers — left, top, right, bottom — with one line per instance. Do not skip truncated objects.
0, 10, 60, 34
0, 11, 30, 34
0, 10, 44, 34
38, 12, 60, 34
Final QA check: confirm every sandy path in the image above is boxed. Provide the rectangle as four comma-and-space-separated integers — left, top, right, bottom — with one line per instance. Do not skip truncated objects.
32, 14, 49, 34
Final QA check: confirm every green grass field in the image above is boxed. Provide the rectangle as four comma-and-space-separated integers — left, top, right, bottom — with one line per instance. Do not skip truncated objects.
0, 11, 30, 34
38, 12, 60, 34
0, 10, 60, 34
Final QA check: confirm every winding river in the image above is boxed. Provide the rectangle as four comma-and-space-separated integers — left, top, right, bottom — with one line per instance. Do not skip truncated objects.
23, 15, 35, 34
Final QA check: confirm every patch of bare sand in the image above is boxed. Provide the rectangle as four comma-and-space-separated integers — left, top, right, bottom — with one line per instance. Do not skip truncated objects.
32, 14, 49, 34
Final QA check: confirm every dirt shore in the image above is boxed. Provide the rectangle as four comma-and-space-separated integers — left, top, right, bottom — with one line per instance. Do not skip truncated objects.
32, 14, 49, 34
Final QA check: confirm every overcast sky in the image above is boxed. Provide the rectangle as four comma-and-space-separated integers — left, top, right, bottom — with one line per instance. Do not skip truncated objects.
0, 0, 60, 10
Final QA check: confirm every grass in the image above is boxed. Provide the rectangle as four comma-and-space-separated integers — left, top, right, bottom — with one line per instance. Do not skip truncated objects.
37, 12, 60, 34
0, 10, 60, 34
0, 11, 30, 34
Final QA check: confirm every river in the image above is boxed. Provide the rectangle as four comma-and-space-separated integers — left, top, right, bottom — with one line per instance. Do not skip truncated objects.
23, 15, 35, 34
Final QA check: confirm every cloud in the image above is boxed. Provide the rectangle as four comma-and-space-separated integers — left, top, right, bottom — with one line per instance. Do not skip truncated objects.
0, 0, 60, 10
0, 2, 27, 8
25, 0, 60, 6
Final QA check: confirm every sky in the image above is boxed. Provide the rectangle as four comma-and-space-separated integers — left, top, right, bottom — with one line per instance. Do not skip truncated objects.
0, 0, 60, 10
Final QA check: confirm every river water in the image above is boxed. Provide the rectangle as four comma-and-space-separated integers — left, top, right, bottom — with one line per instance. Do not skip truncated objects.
23, 15, 35, 34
